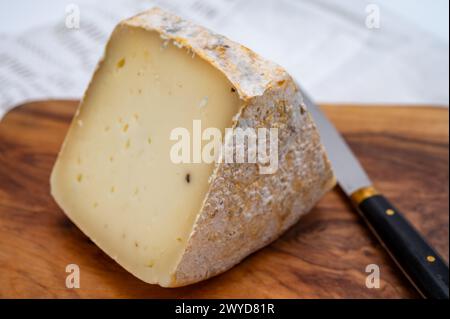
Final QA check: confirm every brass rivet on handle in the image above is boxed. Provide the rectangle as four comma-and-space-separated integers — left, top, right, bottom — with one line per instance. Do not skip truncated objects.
386, 209, 395, 216
427, 255, 436, 263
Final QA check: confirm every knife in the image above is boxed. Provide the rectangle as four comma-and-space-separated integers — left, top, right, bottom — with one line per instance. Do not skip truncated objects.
302, 91, 449, 299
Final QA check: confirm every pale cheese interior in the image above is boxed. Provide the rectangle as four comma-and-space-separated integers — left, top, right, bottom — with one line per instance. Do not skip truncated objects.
51, 25, 241, 285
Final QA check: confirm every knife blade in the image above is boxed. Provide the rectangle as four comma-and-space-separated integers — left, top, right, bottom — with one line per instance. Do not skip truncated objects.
302, 91, 449, 299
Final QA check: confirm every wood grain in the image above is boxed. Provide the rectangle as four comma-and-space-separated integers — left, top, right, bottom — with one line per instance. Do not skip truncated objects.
0, 100, 448, 299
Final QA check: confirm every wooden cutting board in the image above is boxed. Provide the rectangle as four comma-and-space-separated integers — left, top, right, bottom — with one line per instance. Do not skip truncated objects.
0, 100, 448, 298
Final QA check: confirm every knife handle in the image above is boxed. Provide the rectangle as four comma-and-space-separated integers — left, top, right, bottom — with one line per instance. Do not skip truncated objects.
352, 190, 449, 299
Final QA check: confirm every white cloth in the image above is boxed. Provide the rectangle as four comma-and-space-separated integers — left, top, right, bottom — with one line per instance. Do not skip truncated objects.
0, 0, 448, 119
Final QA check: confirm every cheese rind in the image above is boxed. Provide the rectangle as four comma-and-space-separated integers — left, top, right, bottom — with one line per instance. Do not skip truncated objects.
51, 7, 335, 287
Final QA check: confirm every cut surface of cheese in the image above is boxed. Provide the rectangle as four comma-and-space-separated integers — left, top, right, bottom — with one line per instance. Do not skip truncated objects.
52, 25, 241, 285
51, 8, 335, 287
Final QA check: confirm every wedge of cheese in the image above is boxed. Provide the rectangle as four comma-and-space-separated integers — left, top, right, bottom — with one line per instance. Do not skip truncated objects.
51, 7, 335, 287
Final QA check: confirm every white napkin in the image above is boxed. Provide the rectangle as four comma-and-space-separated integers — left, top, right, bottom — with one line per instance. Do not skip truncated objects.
0, 0, 448, 119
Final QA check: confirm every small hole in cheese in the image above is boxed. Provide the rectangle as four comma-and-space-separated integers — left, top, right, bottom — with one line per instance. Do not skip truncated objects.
116, 58, 126, 69
199, 96, 208, 109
